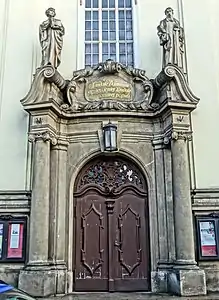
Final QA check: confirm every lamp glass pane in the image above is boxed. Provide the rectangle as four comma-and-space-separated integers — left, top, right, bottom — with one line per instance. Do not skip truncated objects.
111, 130, 117, 149
104, 130, 111, 149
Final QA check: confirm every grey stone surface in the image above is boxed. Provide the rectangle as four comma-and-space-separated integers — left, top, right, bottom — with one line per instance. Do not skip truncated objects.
19, 269, 56, 297
39, 292, 219, 300
39, 8, 65, 68
168, 269, 206, 296
157, 7, 184, 70
18, 61, 207, 297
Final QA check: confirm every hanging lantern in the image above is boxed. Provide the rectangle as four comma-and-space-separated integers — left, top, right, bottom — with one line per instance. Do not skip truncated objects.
103, 121, 117, 152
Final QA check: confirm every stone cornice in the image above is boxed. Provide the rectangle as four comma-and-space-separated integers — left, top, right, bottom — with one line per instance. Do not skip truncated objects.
21, 62, 199, 118
0, 190, 31, 212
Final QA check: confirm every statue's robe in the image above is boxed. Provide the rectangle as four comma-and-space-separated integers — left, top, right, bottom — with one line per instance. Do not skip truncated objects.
157, 17, 184, 69
39, 18, 65, 68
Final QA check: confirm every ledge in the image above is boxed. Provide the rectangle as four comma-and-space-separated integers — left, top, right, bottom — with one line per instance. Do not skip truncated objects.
0, 190, 31, 212
192, 188, 219, 210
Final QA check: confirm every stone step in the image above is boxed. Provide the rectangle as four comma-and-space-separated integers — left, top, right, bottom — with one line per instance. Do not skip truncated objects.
40, 292, 219, 300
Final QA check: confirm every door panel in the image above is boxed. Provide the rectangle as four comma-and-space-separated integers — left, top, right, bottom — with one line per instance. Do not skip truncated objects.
75, 192, 108, 291
113, 191, 150, 291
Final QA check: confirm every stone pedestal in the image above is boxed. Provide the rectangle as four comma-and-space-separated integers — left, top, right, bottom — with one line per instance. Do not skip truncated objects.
168, 269, 206, 296
168, 130, 206, 296
19, 266, 56, 297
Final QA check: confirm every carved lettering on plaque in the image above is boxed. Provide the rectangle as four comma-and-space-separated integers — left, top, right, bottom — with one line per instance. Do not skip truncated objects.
85, 78, 132, 102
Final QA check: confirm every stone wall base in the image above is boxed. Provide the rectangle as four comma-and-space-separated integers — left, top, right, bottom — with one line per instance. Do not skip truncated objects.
151, 270, 168, 293
168, 269, 206, 296
18, 265, 67, 297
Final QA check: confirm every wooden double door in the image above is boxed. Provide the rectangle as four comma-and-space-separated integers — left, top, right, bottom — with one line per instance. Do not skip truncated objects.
74, 157, 150, 292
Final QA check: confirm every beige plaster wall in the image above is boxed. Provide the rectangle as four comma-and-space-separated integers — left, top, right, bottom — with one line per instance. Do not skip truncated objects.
0, 0, 78, 190
183, 0, 219, 188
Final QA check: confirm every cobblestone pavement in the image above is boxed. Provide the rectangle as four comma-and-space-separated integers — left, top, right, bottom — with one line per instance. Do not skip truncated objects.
40, 292, 219, 300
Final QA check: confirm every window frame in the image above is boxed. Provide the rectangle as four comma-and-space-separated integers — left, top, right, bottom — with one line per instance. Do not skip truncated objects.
77, 0, 139, 69
0, 216, 27, 263
196, 216, 219, 261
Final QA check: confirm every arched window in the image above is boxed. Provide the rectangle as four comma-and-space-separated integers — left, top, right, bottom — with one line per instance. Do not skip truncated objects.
84, 0, 134, 67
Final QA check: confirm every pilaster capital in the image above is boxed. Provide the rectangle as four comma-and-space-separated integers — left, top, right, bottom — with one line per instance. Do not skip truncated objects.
28, 131, 57, 145
152, 137, 165, 150
164, 130, 192, 145
51, 139, 69, 151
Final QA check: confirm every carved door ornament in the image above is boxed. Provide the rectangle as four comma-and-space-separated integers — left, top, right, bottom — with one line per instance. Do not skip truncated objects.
75, 157, 147, 194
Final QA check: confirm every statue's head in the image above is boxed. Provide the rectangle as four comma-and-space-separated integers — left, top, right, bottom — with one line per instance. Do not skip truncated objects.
45, 7, 56, 18
165, 7, 174, 17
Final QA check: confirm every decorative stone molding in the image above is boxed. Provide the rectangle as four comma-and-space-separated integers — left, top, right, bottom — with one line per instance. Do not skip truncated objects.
153, 65, 199, 104
163, 130, 192, 145
43, 65, 66, 90
21, 66, 66, 106
0, 190, 31, 212
28, 131, 57, 145
63, 59, 154, 112
51, 139, 69, 151
21, 61, 200, 118
171, 130, 192, 141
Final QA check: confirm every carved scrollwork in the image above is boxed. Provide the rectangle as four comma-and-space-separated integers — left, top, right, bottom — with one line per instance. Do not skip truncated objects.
163, 130, 192, 145
28, 131, 57, 145
97, 59, 122, 74
76, 157, 146, 193
171, 131, 192, 141
153, 65, 199, 104
65, 60, 154, 112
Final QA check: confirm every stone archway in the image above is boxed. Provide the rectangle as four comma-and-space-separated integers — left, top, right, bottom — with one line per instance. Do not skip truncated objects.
73, 156, 150, 292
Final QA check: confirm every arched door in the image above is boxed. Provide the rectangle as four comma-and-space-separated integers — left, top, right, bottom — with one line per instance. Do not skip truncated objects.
74, 157, 150, 292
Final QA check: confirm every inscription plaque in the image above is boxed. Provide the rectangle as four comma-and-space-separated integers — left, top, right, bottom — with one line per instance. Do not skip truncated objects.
85, 78, 132, 101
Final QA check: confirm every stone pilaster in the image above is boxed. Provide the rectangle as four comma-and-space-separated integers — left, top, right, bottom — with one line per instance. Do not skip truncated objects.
152, 138, 169, 265
49, 140, 68, 294
19, 131, 58, 297
151, 137, 174, 293
167, 130, 206, 296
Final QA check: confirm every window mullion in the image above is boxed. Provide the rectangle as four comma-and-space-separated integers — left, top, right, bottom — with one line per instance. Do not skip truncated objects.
115, 0, 119, 62
99, 0, 102, 62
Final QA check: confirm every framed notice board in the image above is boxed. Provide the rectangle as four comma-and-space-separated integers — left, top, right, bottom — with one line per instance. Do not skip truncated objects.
196, 216, 219, 260
0, 216, 27, 262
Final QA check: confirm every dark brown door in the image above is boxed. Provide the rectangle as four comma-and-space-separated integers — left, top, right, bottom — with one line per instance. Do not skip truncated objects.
74, 157, 150, 292
113, 190, 150, 291
75, 190, 108, 291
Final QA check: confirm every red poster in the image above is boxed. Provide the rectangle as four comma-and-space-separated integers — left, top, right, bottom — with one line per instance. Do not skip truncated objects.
7, 223, 23, 258
201, 245, 217, 256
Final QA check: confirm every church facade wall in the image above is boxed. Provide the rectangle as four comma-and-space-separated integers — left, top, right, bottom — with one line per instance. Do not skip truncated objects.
0, 0, 219, 296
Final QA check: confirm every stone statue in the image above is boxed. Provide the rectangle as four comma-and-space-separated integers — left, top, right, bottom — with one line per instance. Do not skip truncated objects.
39, 7, 65, 69
157, 7, 184, 69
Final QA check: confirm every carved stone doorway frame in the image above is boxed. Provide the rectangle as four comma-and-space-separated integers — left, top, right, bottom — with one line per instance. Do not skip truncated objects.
18, 62, 206, 297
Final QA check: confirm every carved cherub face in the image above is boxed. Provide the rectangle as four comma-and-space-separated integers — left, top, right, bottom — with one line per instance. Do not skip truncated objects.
165, 7, 174, 18
45, 8, 56, 18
